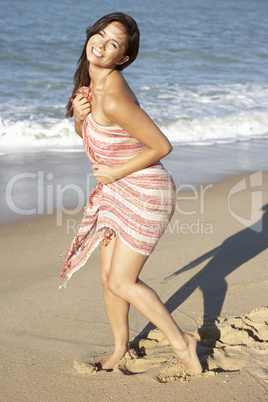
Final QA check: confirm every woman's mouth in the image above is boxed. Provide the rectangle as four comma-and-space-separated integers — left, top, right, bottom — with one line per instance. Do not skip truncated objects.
92, 47, 103, 58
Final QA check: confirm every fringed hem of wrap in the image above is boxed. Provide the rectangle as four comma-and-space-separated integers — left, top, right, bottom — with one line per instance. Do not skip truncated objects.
59, 182, 115, 289
58, 226, 115, 289
58, 222, 152, 289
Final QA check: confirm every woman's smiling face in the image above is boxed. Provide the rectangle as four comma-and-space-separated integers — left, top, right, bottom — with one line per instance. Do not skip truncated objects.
86, 22, 129, 69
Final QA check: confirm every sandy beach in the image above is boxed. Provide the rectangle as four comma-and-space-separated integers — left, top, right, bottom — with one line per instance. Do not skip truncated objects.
1, 0, 268, 398
1, 144, 267, 401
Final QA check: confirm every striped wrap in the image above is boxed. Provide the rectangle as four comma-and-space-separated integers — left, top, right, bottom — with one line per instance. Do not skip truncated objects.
60, 113, 176, 284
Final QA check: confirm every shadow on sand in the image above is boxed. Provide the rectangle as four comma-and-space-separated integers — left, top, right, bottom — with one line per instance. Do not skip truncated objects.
136, 204, 268, 364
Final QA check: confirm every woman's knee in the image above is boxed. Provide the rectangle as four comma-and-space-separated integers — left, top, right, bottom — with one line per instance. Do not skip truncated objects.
108, 274, 122, 297
108, 275, 129, 299
100, 267, 109, 289
100, 263, 126, 296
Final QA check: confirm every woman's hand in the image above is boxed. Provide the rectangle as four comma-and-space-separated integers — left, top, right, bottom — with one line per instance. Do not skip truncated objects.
73, 94, 92, 124
91, 164, 118, 184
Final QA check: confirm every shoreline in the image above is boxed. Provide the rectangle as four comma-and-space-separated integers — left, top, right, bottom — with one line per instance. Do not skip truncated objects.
1, 137, 268, 226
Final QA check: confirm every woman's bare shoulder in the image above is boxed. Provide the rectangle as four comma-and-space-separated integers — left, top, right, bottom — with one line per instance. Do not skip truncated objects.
104, 72, 139, 107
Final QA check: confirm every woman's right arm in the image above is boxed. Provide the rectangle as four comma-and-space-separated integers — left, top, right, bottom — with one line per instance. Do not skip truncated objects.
72, 94, 91, 138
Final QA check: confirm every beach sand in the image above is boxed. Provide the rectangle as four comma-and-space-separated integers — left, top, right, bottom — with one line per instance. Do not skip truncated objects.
1, 148, 268, 400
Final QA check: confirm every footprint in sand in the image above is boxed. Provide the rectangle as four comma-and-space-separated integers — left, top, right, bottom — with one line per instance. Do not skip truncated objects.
74, 361, 98, 375
124, 306, 268, 382
74, 307, 268, 383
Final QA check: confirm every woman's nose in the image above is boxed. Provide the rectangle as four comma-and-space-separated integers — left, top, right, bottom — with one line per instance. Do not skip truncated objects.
98, 38, 105, 49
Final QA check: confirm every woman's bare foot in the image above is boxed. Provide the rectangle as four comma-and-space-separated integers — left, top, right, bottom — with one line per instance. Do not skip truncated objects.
99, 346, 129, 371
175, 333, 202, 375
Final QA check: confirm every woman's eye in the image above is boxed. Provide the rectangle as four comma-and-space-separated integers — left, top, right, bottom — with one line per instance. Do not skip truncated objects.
98, 32, 104, 37
109, 41, 118, 49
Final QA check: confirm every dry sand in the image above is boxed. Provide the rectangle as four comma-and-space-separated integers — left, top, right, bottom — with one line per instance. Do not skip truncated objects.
1, 172, 268, 401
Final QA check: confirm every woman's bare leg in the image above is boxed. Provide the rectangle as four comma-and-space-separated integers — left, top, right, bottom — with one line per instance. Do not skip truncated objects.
100, 236, 130, 370
108, 238, 202, 375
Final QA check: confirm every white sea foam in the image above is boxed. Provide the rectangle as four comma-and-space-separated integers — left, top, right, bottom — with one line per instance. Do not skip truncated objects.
1, 109, 268, 155
160, 111, 268, 145
1, 82, 268, 154
0, 117, 82, 154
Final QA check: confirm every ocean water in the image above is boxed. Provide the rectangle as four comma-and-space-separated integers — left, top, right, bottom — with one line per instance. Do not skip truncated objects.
0, 0, 268, 154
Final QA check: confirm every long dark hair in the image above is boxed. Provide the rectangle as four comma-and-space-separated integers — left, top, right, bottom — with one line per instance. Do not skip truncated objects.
65, 12, 140, 118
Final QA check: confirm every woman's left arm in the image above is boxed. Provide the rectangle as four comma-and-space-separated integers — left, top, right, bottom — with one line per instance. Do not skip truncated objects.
92, 94, 172, 184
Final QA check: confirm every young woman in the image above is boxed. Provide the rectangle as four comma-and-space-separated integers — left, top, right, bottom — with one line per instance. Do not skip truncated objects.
61, 12, 202, 375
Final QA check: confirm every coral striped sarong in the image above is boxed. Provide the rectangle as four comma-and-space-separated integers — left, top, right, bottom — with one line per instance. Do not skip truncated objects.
60, 113, 176, 285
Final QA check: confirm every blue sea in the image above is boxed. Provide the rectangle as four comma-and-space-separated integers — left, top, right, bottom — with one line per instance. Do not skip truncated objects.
1, 0, 268, 154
